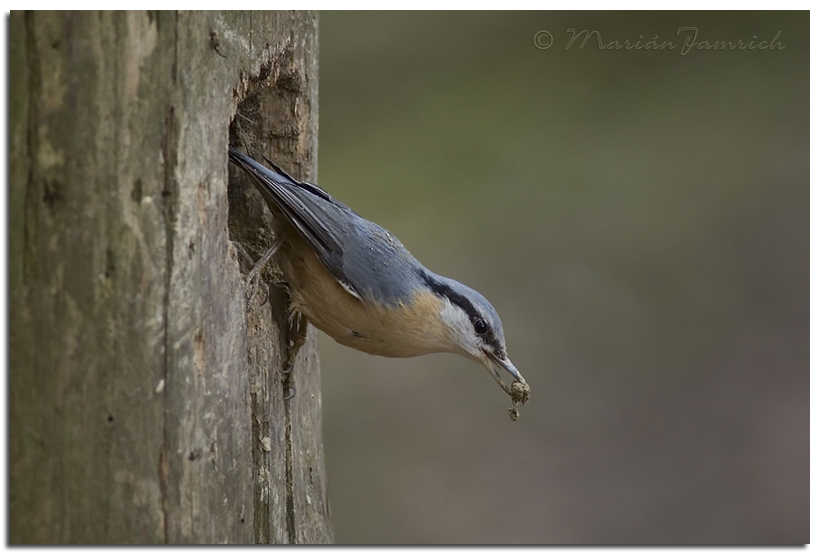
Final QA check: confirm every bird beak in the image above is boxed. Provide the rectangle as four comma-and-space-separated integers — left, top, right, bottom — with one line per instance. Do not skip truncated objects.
483, 349, 526, 385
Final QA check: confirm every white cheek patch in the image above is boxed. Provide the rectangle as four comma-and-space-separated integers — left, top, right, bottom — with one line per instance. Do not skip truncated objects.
439, 299, 467, 332
439, 300, 481, 356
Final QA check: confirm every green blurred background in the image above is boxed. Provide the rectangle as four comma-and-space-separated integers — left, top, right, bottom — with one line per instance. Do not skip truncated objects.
315, 11, 808, 544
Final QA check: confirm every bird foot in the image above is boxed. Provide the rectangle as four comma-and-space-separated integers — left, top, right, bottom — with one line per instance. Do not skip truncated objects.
244, 237, 284, 309
280, 311, 307, 401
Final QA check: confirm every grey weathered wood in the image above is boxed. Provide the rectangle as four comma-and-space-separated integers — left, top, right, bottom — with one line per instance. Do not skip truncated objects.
9, 11, 332, 544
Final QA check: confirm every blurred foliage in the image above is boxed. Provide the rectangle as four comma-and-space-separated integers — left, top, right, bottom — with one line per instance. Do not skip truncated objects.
316, 11, 807, 544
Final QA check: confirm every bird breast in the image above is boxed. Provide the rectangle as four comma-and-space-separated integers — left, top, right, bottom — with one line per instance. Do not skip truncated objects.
281, 241, 456, 358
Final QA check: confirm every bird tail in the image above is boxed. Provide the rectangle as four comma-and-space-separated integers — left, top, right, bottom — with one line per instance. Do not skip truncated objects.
228, 147, 300, 187
227, 147, 339, 257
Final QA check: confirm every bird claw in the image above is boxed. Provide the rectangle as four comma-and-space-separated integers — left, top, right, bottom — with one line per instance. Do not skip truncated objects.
243, 237, 284, 309
231, 241, 255, 271
245, 270, 271, 309
278, 305, 307, 400
284, 312, 307, 370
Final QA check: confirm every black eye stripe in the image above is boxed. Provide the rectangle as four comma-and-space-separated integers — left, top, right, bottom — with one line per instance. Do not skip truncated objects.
420, 272, 481, 321
419, 271, 499, 346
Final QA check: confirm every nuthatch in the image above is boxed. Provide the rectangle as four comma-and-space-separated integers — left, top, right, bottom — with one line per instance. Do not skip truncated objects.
229, 148, 529, 410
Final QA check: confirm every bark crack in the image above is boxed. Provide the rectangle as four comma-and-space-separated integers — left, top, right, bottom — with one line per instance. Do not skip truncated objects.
284, 407, 296, 544
158, 12, 180, 542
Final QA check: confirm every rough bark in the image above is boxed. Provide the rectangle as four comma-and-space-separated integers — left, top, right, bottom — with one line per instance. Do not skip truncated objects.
9, 10, 332, 544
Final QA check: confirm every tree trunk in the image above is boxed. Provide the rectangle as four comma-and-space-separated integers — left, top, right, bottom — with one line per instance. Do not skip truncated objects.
9, 11, 332, 544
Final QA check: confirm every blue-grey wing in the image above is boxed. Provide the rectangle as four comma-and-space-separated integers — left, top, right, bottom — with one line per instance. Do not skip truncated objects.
229, 148, 421, 305
229, 149, 356, 289
338, 218, 425, 305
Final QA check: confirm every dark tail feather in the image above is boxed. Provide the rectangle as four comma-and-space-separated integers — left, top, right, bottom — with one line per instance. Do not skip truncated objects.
228, 147, 300, 186
227, 147, 338, 255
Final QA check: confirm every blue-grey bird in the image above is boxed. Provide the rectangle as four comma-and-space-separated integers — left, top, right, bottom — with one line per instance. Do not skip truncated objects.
228, 148, 528, 404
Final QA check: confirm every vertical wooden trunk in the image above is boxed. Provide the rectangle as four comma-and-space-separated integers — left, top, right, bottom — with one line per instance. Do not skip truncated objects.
9, 11, 332, 544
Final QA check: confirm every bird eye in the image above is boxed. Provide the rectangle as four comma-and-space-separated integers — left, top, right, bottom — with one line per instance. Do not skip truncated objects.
473, 318, 488, 335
